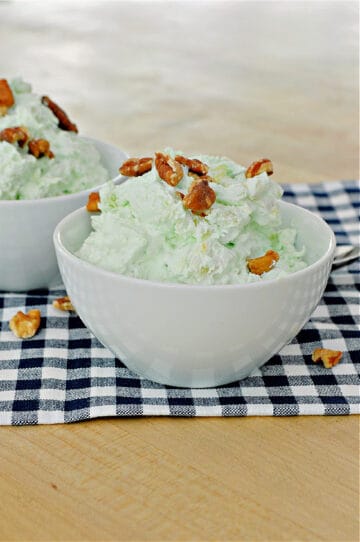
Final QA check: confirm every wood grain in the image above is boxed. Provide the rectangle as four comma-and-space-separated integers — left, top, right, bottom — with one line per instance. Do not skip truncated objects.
0, 1, 358, 183
0, 1, 358, 541
0, 417, 359, 541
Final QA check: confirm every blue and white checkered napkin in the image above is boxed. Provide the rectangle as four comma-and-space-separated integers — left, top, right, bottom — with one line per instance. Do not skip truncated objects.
0, 181, 359, 424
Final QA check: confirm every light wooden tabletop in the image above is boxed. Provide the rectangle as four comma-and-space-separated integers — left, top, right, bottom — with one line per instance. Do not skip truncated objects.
0, 2, 358, 541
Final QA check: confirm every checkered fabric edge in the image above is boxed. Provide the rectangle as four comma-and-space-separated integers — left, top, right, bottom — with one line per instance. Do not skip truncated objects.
0, 180, 359, 424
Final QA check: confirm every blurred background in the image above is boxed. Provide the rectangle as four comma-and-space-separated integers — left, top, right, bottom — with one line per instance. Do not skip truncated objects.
0, 0, 358, 182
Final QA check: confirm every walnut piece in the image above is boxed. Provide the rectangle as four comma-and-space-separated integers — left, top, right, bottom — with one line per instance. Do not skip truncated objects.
155, 152, 184, 187
9, 309, 41, 339
312, 348, 343, 369
183, 180, 216, 214
28, 139, 54, 159
0, 79, 15, 116
119, 157, 153, 177
41, 95, 78, 133
188, 170, 216, 184
53, 296, 75, 312
188, 174, 215, 191
0, 126, 29, 148
86, 191, 101, 212
245, 158, 273, 178
175, 155, 209, 176
247, 250, 279, 275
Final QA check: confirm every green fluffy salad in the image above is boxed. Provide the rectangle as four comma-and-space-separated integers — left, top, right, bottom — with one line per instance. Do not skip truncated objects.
0, 78, 108, 200
77, 149, 307, 285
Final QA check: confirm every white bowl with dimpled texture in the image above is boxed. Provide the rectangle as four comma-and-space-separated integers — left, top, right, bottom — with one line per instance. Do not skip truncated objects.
54, 201, 335, 388
0, 137, 127, 292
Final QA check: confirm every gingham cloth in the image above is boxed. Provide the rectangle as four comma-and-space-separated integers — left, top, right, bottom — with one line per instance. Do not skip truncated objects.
0, 181, 359, 424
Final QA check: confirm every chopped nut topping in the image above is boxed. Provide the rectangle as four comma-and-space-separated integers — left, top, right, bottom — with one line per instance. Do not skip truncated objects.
86, 191, 101, 212
175, 155, 209, 176
245, 158, 273, 179
188, 171, 213, 185
53, 296, 75, 312
188, 171, 200, 179
155, 152, 184, 187
41, 95, 78, 133
119, 157, 153, 177
188, 175, 215, 192
247, 250, 279, 275
9, 309, 41, 339
183, 180, 216, 214
188, 178, 200, 193
28, 139, 54, 159
201, 174, 216, 183
312, 348, 343, 369
0, 126, 29, 148
0, 79, 15, 116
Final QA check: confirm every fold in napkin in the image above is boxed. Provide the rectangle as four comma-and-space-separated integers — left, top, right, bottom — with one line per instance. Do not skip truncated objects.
0, 181, 359, 425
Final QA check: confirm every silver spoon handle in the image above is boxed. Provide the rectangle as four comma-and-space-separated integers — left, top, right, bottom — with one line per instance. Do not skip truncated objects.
332, 245, 360, 268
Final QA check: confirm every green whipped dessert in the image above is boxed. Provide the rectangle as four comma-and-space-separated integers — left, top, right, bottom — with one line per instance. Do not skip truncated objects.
0, 78, 108, 200
77, 149, 307, 285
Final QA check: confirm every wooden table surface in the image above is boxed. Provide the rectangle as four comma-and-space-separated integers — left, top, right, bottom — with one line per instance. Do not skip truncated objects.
0, 2, 358, 541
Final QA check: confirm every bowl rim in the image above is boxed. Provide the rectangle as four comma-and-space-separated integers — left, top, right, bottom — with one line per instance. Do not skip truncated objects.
54, 200, 336, 291
0, 135, 128, 206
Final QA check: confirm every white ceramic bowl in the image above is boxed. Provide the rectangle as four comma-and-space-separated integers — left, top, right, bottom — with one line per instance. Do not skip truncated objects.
54, 201, 335, 388
0, 137, 127, 292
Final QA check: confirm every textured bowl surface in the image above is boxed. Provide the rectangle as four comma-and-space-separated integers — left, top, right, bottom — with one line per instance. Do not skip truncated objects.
54, 201, 335, 387
0, 137, 127, 292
